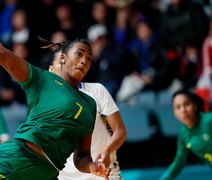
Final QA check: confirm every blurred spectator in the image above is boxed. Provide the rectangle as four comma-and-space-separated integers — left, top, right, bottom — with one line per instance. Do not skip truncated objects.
158, 0, 209, 94
0, 69, 15, 106
194, 18, 212, 111
12, 42, 29, 60
0, 62, 26, 106
116, 21, 171, 102
160, 0, 209, 52
10, 9, 29, 44
131, 0, 163, 33
17, 0, 57, 38
191, 0, 212, 17
111, 1, 132, 49
177, 46, 201, 89
6, 8, 39, 65
0, 0, 17, 46
49, 31, 68, 49
54, 2, 82, 40
104, 0, 131, 8
85, 0, 114, 35
201, 18, 212, 76
91, 1, 110, 26
39, 31, 68, 69
84, 24, 132, 99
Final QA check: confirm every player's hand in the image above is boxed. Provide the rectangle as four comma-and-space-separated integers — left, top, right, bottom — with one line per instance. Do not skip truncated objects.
95, 150, 111, 167
89, 162, 110, 180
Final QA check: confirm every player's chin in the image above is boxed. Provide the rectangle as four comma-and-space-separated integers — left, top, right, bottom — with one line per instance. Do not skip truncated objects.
73, 71, 85, 81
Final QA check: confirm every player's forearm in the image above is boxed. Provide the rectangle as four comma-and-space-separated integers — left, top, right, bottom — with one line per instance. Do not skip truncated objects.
105, 129, 127, 154
160, 153, 187, 180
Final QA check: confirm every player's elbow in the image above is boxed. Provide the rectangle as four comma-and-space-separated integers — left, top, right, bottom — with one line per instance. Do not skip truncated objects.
73, 152, 93, 173
122, 126, 127, 142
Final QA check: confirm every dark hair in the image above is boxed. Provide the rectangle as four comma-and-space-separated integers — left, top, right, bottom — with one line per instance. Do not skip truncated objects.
38, 36, 91, 69
172, 89, 205, 113
38, 36, 91, 54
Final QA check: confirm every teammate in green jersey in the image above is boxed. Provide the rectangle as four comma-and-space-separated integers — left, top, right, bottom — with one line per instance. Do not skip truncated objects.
0, 109, 10, 144
0, 40, 110, 180
160, 89, 212, 179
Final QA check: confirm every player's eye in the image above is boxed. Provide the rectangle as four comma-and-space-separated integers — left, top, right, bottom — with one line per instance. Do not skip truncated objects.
76, 51, 83, 57
86, 57, 92, 62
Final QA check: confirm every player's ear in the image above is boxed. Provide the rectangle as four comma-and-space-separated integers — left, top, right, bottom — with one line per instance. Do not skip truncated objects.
49, 65, 53, 72
60, 53, 66, 64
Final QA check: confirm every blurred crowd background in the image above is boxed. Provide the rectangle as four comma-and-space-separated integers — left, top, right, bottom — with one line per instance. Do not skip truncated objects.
1, 0, 212, 173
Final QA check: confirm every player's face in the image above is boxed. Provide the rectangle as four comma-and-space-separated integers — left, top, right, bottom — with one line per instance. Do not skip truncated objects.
173, 94, 197, 127
61, 42, 92, 82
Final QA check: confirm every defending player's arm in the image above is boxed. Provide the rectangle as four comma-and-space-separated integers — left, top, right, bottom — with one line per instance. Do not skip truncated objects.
105, 111, 127, 153
160, 132, 189, 180
95, 111, 127, 167
0, 43, 29, 82
160, 151, 188, 179
73, 133, 110, 179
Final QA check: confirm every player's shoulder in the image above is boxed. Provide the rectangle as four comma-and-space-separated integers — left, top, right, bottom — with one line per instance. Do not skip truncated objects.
200, 112, 212, 124
81, 82, 107, 91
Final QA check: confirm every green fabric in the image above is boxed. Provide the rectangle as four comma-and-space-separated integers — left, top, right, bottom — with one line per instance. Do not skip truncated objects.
160, 112, 212, 179
0, 110, 8, 134
13, 64, 96, 170
0, 138, 58, 180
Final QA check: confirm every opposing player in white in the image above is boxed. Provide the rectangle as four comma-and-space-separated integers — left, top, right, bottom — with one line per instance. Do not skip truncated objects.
58, 82, 127, 180
47, 46, 127, 180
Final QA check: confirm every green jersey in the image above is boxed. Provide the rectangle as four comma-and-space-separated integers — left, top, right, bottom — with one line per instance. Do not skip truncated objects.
160, 112, 212, 179
0, 110, 8, 134
14, 64, 96, 170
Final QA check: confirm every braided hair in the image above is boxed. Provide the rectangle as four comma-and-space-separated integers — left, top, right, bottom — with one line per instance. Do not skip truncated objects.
38, 36, 91, 54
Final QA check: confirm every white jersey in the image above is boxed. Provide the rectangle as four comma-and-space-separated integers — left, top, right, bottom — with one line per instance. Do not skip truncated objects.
58, 83, 121, 180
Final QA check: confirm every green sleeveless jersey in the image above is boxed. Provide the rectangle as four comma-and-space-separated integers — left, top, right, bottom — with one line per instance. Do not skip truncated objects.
14, 64, 96, 170
160, 112, 212, 179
